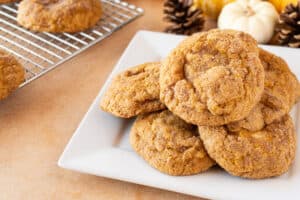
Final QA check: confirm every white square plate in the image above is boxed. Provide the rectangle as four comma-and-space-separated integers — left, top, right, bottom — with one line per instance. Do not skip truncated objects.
59, 31, 300, 200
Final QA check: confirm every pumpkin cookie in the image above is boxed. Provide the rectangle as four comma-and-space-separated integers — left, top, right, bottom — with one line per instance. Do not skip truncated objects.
100, 62, 165, 118
0, 50, 25, 100
17, 0, 102, 33
199, 115, 296, 179
295, 81, 300, 103
130, 110, 215, 176
0, 0, 18, 3
160, 29, 264, 126
228, 49, 300, 132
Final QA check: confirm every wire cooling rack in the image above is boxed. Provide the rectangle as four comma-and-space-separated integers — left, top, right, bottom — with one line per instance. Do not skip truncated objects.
0, 0, 143, 87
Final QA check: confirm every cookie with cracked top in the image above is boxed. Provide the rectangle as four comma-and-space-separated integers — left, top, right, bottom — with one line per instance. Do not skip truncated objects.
199, 115, 296, 179
0, 49, 25, 100
100, 62, 165, 118
17, 0, 102, 33
130, 110, 215, 176
160, 29, 264, 126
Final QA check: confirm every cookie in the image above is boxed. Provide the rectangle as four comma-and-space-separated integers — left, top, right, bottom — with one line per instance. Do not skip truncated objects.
0, 50, 25, 100
130, 110, 215, 176
0, 0, 18, 3
100, 62, 165, 118
17, 0, 102, 33
160, 29, 264, 126
199, 115, 296, 179
295, 81, 300, 103
228, 49, 300, 132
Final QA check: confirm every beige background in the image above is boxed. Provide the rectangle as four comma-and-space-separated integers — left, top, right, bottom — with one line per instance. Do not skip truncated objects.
0, 1, 213, 199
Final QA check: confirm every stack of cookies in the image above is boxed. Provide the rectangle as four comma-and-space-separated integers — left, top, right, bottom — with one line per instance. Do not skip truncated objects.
100, 29, 300, 179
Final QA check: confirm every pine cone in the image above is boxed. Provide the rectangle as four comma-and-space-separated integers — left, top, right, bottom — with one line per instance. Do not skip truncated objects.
163, 0, 204, 35
276, 2, 300, 48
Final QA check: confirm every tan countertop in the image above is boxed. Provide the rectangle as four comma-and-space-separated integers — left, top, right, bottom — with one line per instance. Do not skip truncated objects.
0, 1, 207, 199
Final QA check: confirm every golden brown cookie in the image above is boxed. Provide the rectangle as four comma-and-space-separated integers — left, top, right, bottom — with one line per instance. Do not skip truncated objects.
295, 81, 300, 103
199, 115, 296, 179
0, 0, 18, 3
160, 29, 264, 126
17, 0, 102, 33
100, 62, 165, 118
130, 110, 215, 176
228, 49, 300, 132
0, 50, 25, 100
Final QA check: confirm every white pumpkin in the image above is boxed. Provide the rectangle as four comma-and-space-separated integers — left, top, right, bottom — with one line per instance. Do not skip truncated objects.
218, 0, 279, 43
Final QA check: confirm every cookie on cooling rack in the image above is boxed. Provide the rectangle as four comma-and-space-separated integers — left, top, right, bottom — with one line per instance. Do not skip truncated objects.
130, 110, 215, 176
0, 49, 25, 100
199, 115, 296, 179
100, 62, 165, 118
160, 29, 265, 126
17, 0, 102, 33
228, 49, 300, 132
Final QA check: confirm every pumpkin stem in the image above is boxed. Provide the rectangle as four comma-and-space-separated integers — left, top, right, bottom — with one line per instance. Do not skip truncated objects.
245, 5, 255, 16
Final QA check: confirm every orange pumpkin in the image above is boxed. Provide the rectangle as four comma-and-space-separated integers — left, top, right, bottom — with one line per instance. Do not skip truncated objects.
268, 0, 299, 12
193, 0, 235, 19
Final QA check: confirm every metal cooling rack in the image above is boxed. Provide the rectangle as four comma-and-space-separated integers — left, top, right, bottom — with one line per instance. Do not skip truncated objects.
0, 0, 143, 87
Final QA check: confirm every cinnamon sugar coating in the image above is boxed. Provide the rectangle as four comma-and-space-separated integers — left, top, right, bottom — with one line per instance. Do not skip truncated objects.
199, 115, 296, 179
228, 49, 300, 131
100, 62, 165, 118
0, 50, 25, 100
160, 29, 264, 126
17, 0, 102, 33
130, 110, 215, 176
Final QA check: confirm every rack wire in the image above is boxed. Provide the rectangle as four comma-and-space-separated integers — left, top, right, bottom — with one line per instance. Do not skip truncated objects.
0, 0, 143, 87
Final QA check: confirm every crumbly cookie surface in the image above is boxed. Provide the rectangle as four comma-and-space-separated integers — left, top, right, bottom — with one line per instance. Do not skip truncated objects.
199, 115, 296, 179
160, 29, 264, 126
228, 49, 300, 132
0, 50, 25, 100
17, 0, 102, 33
130, 110, 215, 176
100, 62, 165, 118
